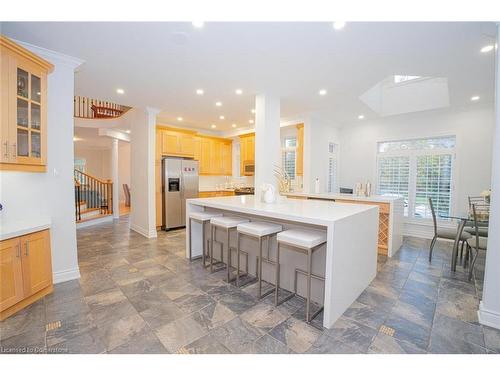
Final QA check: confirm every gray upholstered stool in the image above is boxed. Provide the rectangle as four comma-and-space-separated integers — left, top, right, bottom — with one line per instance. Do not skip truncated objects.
275, 228, 326, 323
188, 211, 222, 264
210, 216, 250, 282
236, 221, 283, 297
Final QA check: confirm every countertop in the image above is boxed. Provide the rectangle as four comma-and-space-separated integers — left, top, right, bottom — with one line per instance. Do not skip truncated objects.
282, 192, 403, 204
0, 216, 51, 241
198, 186, 254, 192
187, 195, 378, 226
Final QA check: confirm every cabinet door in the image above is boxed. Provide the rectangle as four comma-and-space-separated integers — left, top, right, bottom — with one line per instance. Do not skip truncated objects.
200, 138, 211, 174
296, 125, 304, 176
246, 136, 255, 162
179, 134, 194, 156
222, 142, 232, 175
162, 131, 180, 155
193, 137, 201, 161
21, 230, 52, 297
0, 49, 11, 163
211, 140, 222, 174
0, 238, 24, 311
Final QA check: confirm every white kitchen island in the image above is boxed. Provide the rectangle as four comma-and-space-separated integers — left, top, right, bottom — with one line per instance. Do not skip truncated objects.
186, 195, 379, 329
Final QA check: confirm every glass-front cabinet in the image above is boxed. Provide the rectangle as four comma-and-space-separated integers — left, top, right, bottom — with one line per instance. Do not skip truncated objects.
1, 35, 53, 172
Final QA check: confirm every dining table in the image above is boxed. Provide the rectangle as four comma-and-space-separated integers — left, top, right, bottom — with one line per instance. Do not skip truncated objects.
439, 213, 489, 271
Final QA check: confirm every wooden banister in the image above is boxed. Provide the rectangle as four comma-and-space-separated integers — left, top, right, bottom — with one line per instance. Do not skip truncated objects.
74, 169, 113, 222
74, 96, 130, 119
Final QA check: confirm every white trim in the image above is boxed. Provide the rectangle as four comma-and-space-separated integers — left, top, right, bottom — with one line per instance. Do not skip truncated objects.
53, 267, 81, 284
76, 215, 113, 229
478, 301, 500, 330
13, 39, 84, 70
130, 223, 158, 239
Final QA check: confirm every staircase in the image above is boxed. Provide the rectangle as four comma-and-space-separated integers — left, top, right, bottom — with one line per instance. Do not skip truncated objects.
74, 169, 113, 224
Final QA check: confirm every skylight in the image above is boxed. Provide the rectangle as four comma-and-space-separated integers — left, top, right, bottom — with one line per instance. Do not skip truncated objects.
394, 75, 421, 83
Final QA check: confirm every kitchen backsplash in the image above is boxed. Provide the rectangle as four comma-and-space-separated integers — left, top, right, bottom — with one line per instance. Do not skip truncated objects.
199, 175, 254, 191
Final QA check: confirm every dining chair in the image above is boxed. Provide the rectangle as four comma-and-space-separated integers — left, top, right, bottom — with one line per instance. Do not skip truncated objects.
465, 204, 488, 281
428, 197, 471, 262
464, 196, 489, 237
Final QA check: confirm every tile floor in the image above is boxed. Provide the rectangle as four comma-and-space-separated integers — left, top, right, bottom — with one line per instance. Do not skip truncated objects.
1, 216, 499, 354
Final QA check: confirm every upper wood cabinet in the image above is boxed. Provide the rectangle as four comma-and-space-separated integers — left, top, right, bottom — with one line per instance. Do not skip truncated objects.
296, 124, 304, 176
159, 127, 196, 157
195, 135, 232, 176
0, 229, 52, 321
0, 35, 53, 173
239, 133, 255, 176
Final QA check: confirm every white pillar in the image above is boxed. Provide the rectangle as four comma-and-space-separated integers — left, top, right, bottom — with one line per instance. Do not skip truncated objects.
479, 25, 500, 329
111, 138, 120, 219
128, 107, 160, 238
254, 93, 281, 201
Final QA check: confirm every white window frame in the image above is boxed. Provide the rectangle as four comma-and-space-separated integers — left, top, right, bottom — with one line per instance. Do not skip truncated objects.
327, 142, 339, 193
376, 137, 456, 221
281, 136, 297, 181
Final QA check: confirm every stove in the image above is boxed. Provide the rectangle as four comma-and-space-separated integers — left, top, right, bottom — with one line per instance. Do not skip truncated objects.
234, 187, 255, 195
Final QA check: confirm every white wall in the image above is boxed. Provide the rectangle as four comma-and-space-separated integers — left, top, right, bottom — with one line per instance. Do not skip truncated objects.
338, 105, 495, 237
0, 41, 83, 283
74, 146, 111, 180
118, 142, 131, 203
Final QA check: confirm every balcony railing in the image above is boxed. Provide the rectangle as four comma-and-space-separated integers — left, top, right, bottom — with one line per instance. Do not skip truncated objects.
74, 96, 130, 119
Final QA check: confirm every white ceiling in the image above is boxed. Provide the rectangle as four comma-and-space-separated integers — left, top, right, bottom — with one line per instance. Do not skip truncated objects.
1, 22, 496, 131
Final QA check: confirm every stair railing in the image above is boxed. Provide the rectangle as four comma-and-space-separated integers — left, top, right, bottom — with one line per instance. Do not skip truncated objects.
74, 96, 130, 119
74, 169, 113, 222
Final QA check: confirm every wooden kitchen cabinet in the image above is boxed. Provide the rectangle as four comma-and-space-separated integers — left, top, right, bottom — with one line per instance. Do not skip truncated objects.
0, 229, 53, 321
195, 135, 232, 176
296, 124, 304, 176
159, 126, 196, 157
239, 133, 255, 176
0, 35, 53, 172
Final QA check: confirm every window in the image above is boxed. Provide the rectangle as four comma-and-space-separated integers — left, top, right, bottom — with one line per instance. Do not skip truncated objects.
281, 136, 297, 179
377, 136, 455, 219
327, 142, 339, 193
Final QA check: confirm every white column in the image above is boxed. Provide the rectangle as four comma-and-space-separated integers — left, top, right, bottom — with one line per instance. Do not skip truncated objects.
254, 93, 281, 201
479, 25, 500, 329
111, 138, 120, 219
128, 107, 160, 238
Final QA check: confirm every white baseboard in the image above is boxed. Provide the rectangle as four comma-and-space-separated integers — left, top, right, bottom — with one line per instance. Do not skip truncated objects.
478, 301, 500, 330
76, 215, 113, 229
53, 267, 81, 284
130, 223, 157, 239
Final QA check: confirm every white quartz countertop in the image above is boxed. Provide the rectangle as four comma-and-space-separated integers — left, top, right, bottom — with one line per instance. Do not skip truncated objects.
199, 186, 253, 192
0, 217, 51, 241
282, 192, 403, 204
187, 195, 378, 226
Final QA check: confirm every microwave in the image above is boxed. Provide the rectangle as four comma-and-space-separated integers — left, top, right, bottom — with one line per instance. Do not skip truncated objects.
242, 161, 255, 176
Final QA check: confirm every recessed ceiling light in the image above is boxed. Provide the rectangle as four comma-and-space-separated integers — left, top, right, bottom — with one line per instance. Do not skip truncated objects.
219, 115, 225, 120
210, 124, 216, 129
235, 89, 243, 95
232, 123, 237, 128
480, 45, 494, 53
215, 101, 222, 107
471, 95, 480, 101
192, 21, 204, 28
333, 22, 346, 30
251, 109, 255, 114
116, 88, 124, 94
249, 119, 254, 124
177, 117, 183, 121
196, 89, 204, 95
319, 89, 327, 96
125, 130, 131, 134
358, 115, 365, 120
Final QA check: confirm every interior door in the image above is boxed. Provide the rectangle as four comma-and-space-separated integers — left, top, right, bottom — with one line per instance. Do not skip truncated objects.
0, 237, 24, 311
21, 230, 52, 297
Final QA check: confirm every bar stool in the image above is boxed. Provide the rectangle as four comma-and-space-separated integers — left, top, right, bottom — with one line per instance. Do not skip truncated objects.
188, 211, 222, 265
275, 229, 326, 323
210, 216, 250, 282
236, 221, 283, 297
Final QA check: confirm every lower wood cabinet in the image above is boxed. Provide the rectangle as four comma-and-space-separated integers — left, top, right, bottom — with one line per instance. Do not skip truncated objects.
198, 191, 235, 198
0, 229, 52, 321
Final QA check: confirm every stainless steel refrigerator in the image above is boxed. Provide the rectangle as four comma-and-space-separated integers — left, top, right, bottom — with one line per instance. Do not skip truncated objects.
162, 158, 199, 230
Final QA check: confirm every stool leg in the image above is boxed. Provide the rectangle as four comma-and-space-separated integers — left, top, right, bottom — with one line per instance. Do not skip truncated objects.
275, 242, 280, 306
258, 236, 263, 298
201, 221, 206, 266
188, 218, 192, 261
306, 249, 312, 322
210, 225, 215, 273
227, 229, 231, 282
236, 231, 241, 287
